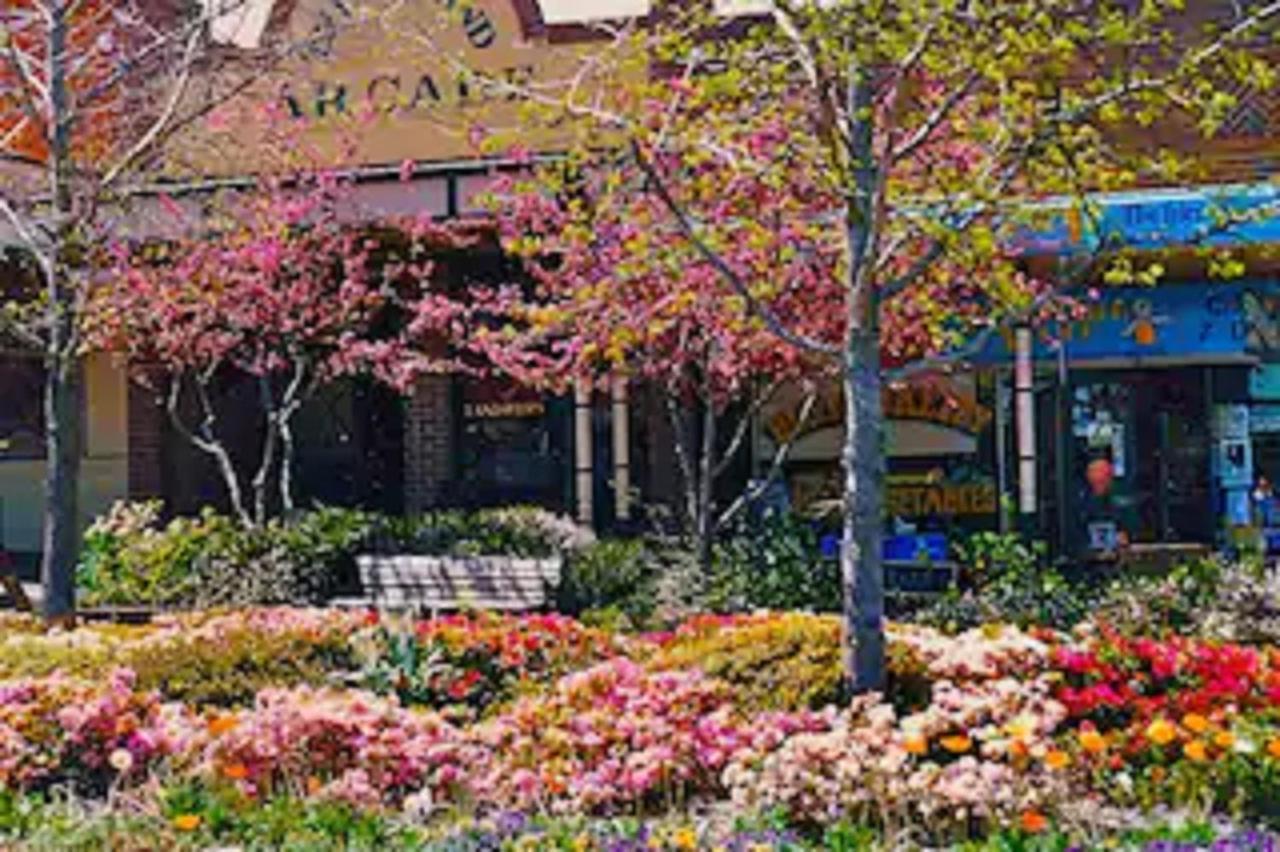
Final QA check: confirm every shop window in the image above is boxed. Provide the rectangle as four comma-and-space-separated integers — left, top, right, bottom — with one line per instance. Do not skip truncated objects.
0, 355, 44, 459
454, 379, 570, 511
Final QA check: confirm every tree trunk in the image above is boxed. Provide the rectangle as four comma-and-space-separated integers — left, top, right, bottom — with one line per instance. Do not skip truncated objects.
40, 352, 82, 622
840, 329, 885, 693
41, 5, 79, 623
695, 396, 717, 571
841, 61, 886, 694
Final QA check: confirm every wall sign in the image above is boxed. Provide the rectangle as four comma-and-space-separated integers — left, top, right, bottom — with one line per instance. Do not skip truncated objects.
978, 281, 1280, 364
765, 377, 992, 445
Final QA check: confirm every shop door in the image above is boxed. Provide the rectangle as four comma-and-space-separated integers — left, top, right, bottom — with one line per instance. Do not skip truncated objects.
1070, 369, 1211, 551
1132, 374, 1211, 544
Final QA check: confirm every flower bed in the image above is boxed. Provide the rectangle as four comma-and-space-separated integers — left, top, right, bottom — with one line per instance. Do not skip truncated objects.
0, 606, 1277, 847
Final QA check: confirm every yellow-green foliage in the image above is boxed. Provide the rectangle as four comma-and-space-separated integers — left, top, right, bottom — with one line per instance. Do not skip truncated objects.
0, 618, 353, 708
648, 613, 843, 712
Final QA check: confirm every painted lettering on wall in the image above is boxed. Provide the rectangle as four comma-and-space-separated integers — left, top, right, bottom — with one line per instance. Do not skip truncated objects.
766, 381, 992, 445
885, 482, 998, 517
286, 0, 515, 120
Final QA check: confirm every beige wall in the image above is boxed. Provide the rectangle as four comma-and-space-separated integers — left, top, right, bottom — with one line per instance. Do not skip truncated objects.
0, 354, 130, 553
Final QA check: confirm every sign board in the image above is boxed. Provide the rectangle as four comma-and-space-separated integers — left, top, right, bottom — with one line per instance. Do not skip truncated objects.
977, 281, 1280, 364
187, 0, 599, 173
1016, 185, 1280, 255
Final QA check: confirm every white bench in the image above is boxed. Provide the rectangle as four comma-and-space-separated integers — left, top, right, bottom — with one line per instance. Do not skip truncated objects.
332, 555, 562, 613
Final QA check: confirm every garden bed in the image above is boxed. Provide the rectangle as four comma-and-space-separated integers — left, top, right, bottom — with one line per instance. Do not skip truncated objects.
0, 575, 1277, 849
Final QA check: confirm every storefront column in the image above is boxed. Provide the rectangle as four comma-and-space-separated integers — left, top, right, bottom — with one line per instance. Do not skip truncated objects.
574, 382, 594, 527
611, 378, 632, 522
1015, 327, 1037, 534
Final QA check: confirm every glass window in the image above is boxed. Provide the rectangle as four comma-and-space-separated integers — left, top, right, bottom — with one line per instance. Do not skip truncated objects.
0, 355, 44, 459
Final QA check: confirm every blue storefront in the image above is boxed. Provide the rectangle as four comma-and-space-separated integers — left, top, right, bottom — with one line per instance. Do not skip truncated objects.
982, 183, 1280, 559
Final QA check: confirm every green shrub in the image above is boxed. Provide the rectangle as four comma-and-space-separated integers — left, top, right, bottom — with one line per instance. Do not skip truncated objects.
557, 539, 658, 628
76, 503, 373, 609
370, 505, 593, 558
918, 532, 1094, 632
76, 503, 593, 609
709, 512, 840, 613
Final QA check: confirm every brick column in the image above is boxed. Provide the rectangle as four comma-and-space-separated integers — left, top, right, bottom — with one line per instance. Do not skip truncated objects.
404, 374, 454, 512
127, 382, 165, 501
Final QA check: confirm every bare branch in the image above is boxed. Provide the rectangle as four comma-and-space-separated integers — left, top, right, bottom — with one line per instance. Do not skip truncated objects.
97, 22, 201, 189
715, 386, 818, 530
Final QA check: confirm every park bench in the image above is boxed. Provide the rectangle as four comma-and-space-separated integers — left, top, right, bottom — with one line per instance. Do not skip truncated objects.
333, 554, 563, 614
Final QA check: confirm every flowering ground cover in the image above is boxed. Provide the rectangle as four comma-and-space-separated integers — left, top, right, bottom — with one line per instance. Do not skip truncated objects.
0, 607, 1277, 848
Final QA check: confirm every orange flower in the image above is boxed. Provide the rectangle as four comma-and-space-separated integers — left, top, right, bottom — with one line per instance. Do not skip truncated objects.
1150, 766, 1167, 783
222, 762, 249, 781
1078, 730, 1107, 754
1183, 740, 1209, 762
1020, 810, 1049, 834
207, 716, 238, 736
171, 814, 202, 832
940, 735, 972, 754
1044, 749, 1071, 770
1182, 713, 1210, 735
1009, 739, 1030, 759
1268, 738, 1280, 759
1146, 718, 1177, 746
903, 736, 928, 756
1214, 731, 1236, 749
306, 776, 324, 796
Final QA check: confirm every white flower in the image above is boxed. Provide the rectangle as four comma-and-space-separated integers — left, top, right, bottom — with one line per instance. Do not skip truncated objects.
108, 748, 134, 774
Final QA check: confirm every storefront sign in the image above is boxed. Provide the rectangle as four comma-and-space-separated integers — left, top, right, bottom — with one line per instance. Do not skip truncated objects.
1017, 185, 1280, 254
766, 379, 992, 445
978, 281, 1280, 364
463, 400, 545, 419
193, 0, 593, 172
885, 481, 998, 517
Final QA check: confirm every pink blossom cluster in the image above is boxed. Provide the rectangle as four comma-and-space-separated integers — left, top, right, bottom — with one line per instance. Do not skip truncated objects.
725, 685, 1069, 830
891, 624, 1053, 681
202, 685, 479, 809
0, 669, 196, 789
468, 658, 831, 814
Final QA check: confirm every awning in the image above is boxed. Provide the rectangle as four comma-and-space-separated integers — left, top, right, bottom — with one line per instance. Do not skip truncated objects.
1016, 182, 1280, 255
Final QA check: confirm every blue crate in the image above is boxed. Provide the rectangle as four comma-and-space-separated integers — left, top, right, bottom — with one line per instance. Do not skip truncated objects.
883, 533, 948, 563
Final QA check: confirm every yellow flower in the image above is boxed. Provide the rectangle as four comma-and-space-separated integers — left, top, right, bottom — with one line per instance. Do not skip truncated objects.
1078, 730, 1107, 754
1182, 713, 1210, 735
1146, 718, 1178, 746
940, 735, 972, 754
1044, 749, 1071, 770
573, 832, 594, 852
1214, 731, 1236, 750
1183, 740, 1209, 763
904, 735, 928, 756
672, 827, 698, 851
171, 814, 202, 832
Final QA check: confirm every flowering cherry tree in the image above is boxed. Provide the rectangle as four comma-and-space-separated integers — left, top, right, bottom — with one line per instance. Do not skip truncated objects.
462, 0, 1280, 691
0, 0, 335, 617
89, 170, 476, 525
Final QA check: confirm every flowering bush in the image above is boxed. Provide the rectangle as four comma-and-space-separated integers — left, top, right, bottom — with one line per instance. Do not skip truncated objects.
0, 669, 199, 793
469, 658, 831, 814
646, 612, 845, 712
200, 685, 476, 809
0, 608, 362, 707
352, 612, 626, 717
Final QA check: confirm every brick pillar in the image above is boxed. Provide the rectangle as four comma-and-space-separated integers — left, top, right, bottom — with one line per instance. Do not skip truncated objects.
404, 374, 454, 512
127, 382, 165, 501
